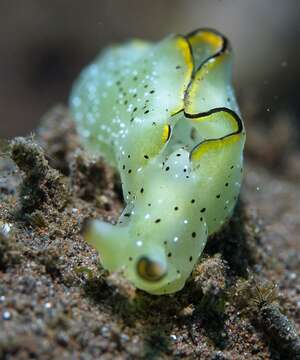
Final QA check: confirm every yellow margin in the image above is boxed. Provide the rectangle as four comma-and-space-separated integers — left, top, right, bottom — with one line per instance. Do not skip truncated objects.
188, 30, 223, 54
162, 124, 171, 144
189, 109, 244, 161
186, 52, 229, 113
170, 36, 194, 115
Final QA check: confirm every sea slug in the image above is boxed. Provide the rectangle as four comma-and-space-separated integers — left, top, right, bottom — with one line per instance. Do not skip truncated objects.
70, 28, 245, 295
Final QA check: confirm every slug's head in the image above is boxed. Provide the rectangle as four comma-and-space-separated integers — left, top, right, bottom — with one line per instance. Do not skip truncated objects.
84, 219, 191, 294
85, 151, 208, 295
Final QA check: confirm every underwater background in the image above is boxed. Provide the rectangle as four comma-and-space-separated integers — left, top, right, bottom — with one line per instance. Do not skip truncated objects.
0, 0, 299, 144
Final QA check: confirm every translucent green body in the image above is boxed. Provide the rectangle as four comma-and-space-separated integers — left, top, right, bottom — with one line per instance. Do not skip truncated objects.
70, 29, 245, 295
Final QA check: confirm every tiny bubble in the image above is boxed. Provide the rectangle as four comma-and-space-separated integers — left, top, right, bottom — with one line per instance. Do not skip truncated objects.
2, 311, 11, 320
121, 334, 129, 342
0, 223, 12, 235
289, 272, 297, 280
101, 326, 109, 336
281, 60, 288, 67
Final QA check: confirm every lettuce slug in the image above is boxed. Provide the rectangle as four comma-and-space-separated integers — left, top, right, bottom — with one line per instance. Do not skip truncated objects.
70, 28, 246, 295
